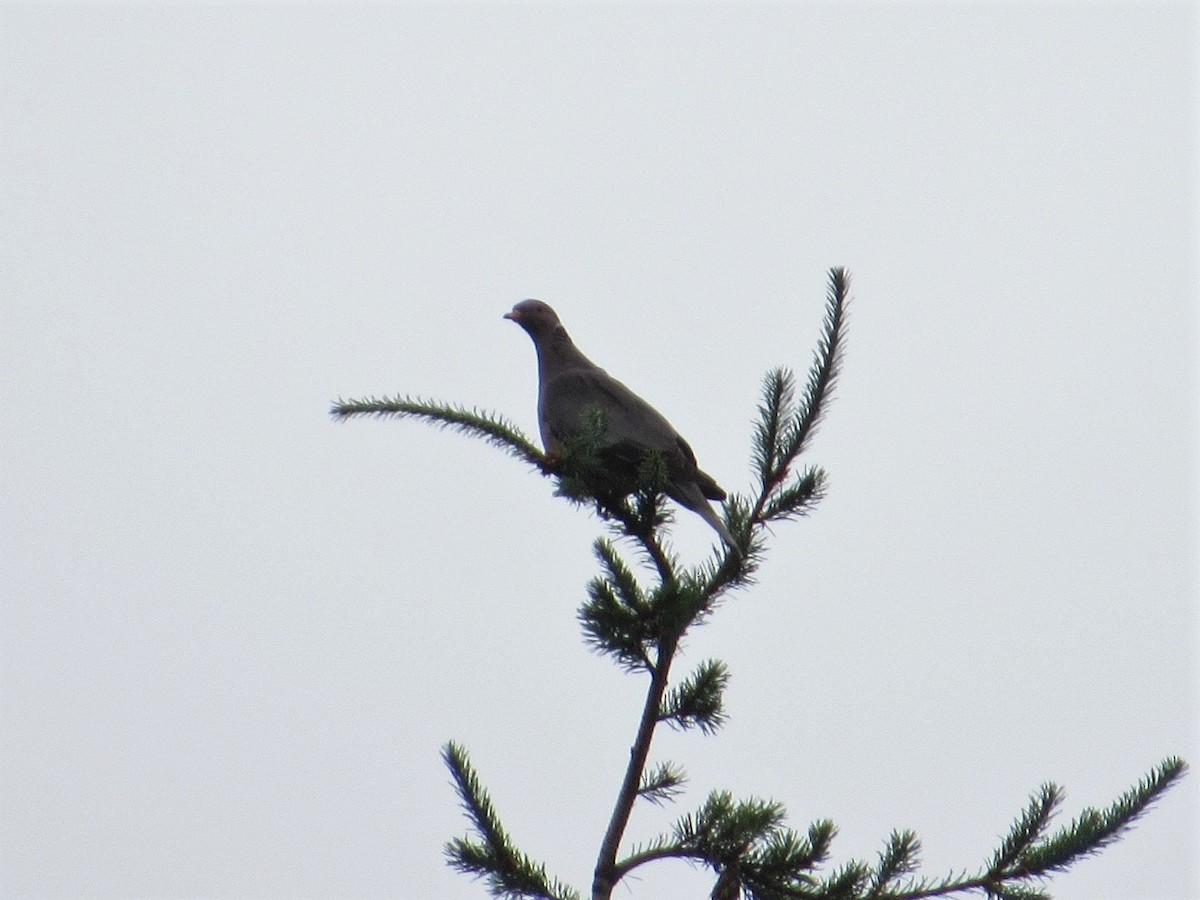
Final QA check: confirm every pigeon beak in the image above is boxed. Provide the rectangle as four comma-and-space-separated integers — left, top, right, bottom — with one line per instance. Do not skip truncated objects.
503, 310, 518, 321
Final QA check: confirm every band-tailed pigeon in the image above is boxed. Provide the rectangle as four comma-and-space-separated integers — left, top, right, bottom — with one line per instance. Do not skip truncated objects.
504, 299, 737, 553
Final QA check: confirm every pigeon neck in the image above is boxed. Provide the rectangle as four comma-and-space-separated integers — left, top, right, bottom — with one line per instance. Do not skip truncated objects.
535, 324, 593, 375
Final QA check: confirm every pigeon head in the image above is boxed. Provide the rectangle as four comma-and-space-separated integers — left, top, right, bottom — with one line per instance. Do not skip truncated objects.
503, 300, 564, 340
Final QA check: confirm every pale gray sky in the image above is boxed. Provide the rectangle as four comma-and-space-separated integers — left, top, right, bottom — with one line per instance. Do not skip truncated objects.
2, 3, 1196, 899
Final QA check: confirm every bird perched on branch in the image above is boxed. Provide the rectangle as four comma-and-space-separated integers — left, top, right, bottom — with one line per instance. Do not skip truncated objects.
504, 299, 738, 554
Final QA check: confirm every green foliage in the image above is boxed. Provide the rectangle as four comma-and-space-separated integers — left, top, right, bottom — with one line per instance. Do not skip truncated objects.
659, 659, 729, 734
443, 742, 580, 900
867, 831, 921, 896
330, 395, 547, 473
592, 757, 1193, 900
553, 405, 616, 502
580, 546, 654, 672
675, 792, 788, 860
334, 268, 1187, 900
638, 761, 688, 806
1002, 757, 1188, 879
989, 784, 1061, 873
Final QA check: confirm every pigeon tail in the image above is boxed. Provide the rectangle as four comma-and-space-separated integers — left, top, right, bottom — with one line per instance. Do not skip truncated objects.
693, 468, 727, 502
667, 479, 740, 557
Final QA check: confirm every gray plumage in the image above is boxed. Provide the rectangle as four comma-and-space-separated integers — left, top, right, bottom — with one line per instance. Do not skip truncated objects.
504, 299, 737, 553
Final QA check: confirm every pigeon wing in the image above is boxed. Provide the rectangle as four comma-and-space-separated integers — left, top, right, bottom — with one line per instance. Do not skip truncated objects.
541, 367, 697, 475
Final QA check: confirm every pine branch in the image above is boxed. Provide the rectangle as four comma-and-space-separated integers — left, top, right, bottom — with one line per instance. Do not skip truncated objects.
592, 538, 651, 623
758, 466, 827, 523
580, 545, 656, 672
659, 659, 730, 734
330, 394, 684, 582
674, 792, 788, 859
814, 859, 873, 899
821, 759, 1187, 900
442, 742, 580, 900
783, 267, 849, 464
867, 831, 922, 896
787, 820, 839, 874
611, 815, 839, 897
982, 886, 1051, 900
1010, 756, 1188, 877
611, 839, 690, 883
988, 784, 1062, 873
332, 395, 548, 472
591, 632, 681, 900
638, 761, 688, 806
752, 368, 797, 487
612, 759, 1188, 900
598, 493, 678, 585
746, 268, 848, 535
734, 820, 837, 899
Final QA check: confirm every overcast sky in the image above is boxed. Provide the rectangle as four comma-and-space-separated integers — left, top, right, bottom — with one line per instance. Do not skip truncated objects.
2, 3, 1196, 899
